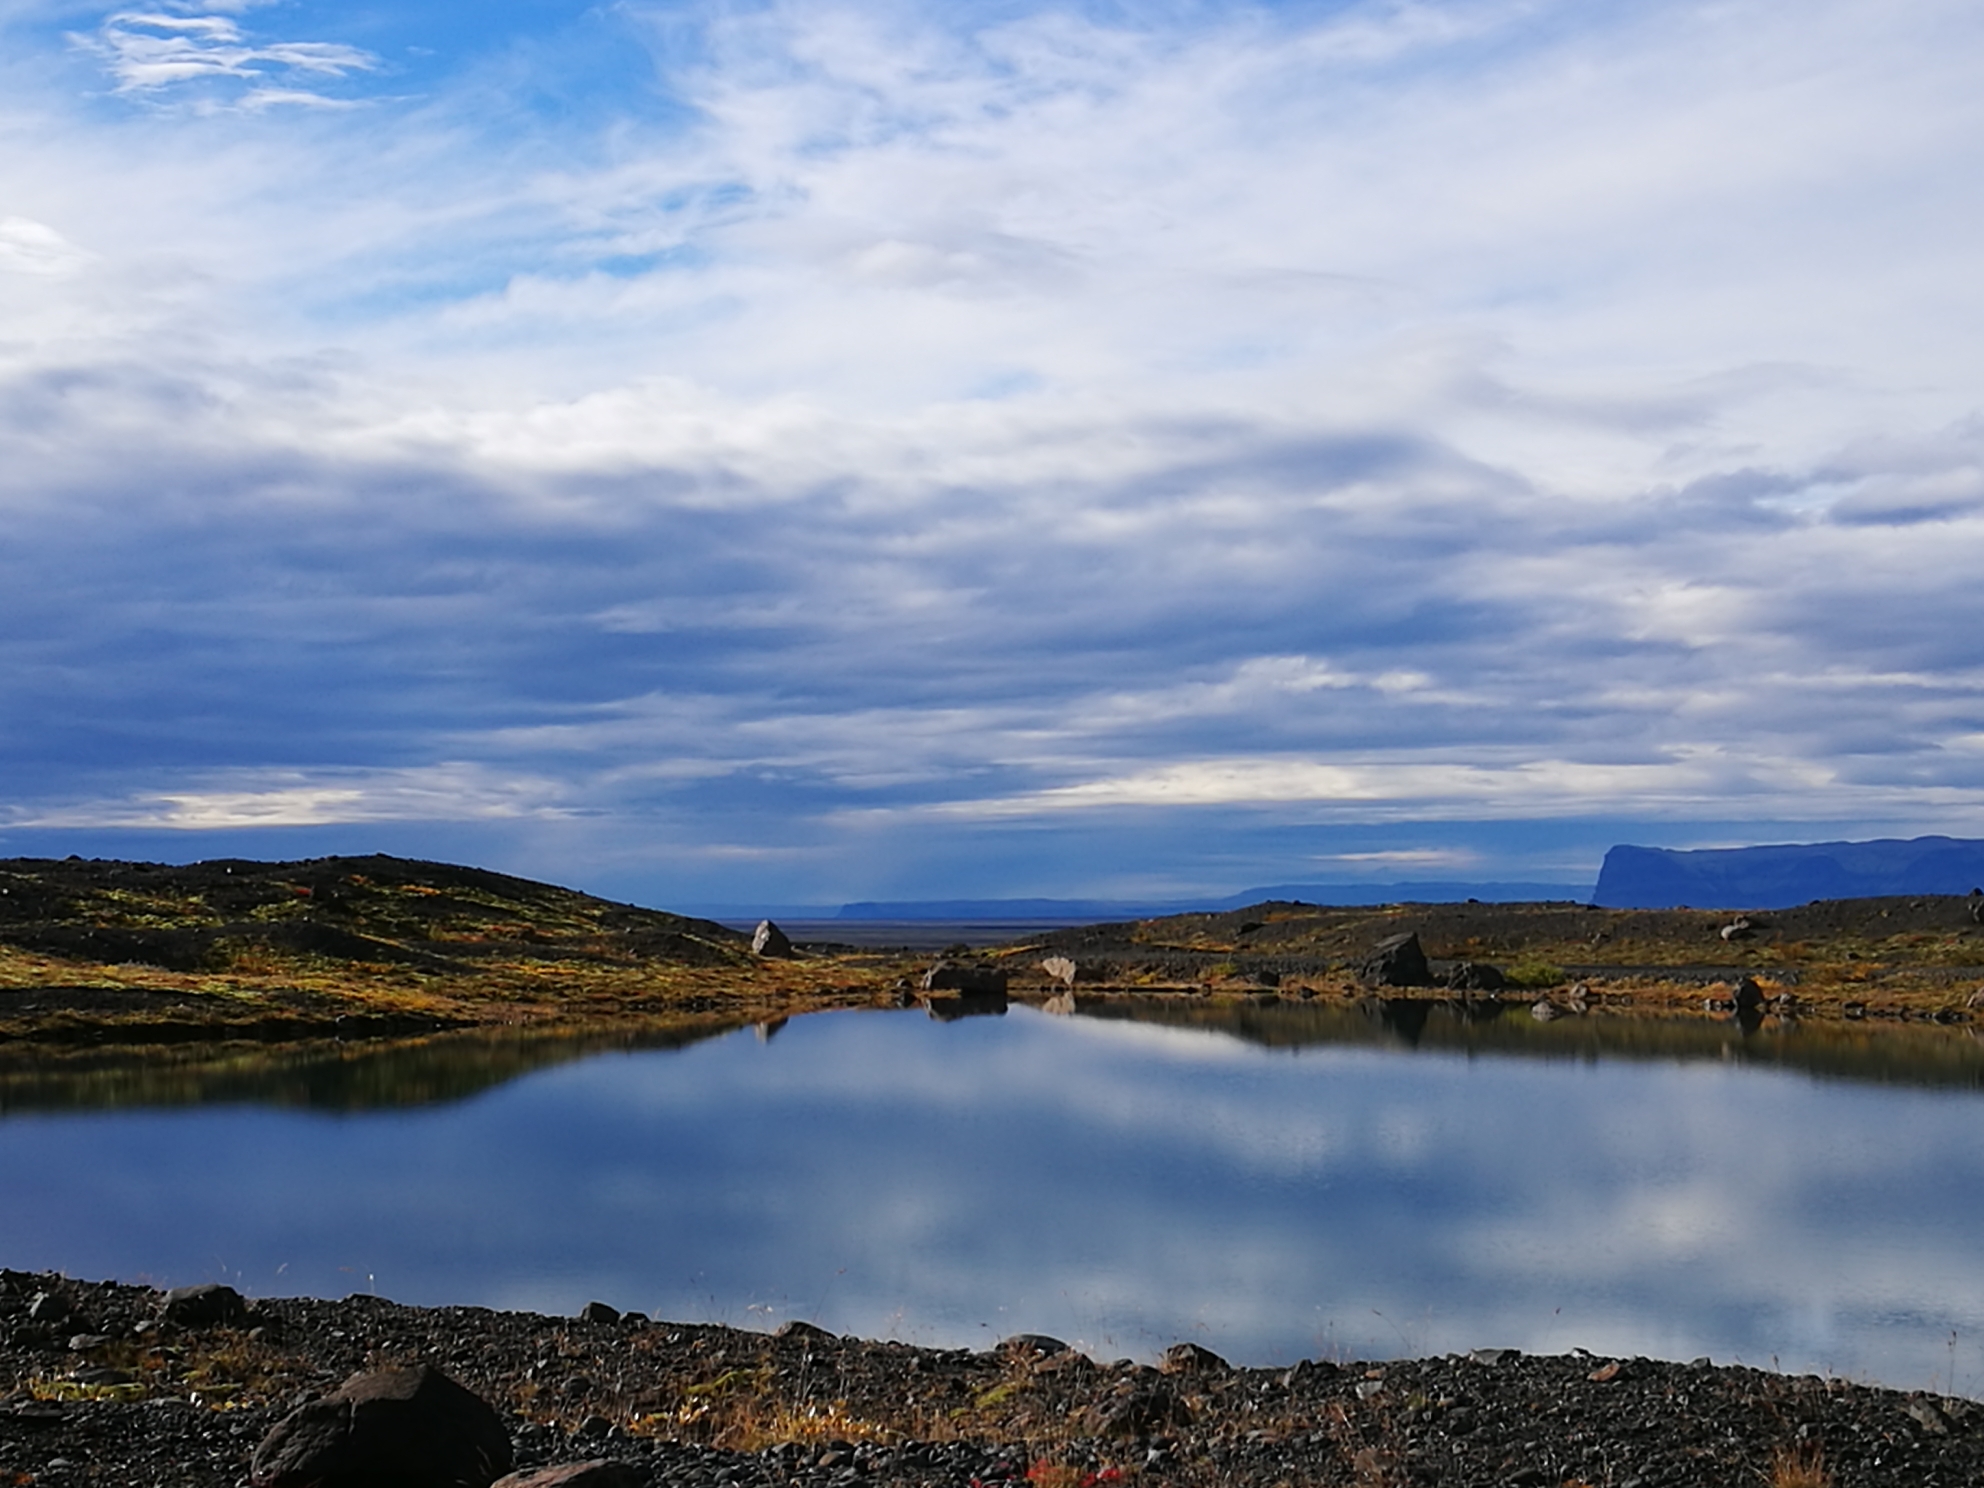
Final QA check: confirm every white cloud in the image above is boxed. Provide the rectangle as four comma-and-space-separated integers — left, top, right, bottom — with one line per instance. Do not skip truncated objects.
6, 765, 573, 830
0, 0, 1981, 897
913, 751, 1871, 821
0, 215, 93, 276
79, 7, 376, 102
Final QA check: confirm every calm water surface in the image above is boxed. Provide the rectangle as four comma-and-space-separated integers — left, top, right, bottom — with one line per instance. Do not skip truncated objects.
4, 1002, 1984, 1394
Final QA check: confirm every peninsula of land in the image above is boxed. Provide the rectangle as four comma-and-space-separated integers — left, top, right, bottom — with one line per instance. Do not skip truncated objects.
2, 854, 1983, 1056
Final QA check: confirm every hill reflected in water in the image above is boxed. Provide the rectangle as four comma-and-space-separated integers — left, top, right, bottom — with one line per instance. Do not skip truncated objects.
1060, 995, 1984, 1091
0, 1016, 750, 1115
2, 997, 1981, 1116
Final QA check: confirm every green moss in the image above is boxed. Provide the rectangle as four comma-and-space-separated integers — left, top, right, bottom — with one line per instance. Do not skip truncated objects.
1502, 960, 1567, 989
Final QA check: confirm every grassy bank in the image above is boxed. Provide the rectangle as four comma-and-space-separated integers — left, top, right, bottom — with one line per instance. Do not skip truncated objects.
3, 855, 1983, 1051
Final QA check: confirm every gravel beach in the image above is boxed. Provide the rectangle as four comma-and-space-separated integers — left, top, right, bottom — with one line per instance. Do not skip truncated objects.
3, 1273, 1980, 1486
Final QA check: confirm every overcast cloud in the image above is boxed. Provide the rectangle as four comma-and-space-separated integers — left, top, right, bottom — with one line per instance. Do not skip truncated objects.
2, 0, 1982, 904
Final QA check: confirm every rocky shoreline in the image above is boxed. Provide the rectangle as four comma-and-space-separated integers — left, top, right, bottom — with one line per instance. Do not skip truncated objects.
3, 1273, 1980, 1486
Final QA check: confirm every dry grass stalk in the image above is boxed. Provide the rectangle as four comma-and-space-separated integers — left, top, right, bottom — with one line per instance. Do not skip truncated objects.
1768, 1440, 1832, 1488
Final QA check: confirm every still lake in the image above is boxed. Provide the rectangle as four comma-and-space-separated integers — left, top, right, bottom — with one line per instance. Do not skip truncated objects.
4, 999, 1984, 1394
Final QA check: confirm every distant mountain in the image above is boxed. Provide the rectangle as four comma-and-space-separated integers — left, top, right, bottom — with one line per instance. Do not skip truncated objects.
1230, 881, 1587, 908
1591, 836, 1984, 909
836, 898, 1174, 921
836, 881, 1586, 920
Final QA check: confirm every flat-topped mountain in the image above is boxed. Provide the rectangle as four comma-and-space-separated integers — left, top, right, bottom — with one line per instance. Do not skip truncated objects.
1594, 835, 1984, 909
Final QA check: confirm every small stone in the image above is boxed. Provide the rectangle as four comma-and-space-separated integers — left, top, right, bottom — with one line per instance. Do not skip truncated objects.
1467, 1348, 1517, 1366
28, 1292, 73, 1324
1905, 1399, 1951, 1436
1086, 1384, 1186, 1438
67, 1333, 113, 1351
999, 1333, 1069, 1358
1157, 1341, 1228, 1374
775, 1319, 836, 1342
493, 1465, 644, 1488
1587, 1361, 1625, 1383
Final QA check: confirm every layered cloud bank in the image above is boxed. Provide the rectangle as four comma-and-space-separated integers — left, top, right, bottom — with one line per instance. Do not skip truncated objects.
2, 0, 1982, 903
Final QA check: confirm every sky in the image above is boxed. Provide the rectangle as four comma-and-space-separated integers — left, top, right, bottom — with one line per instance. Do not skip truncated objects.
2, 0, 1982, 909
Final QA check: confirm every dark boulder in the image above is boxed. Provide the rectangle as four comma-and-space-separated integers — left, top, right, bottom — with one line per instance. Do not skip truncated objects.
1731, 976, 1765, 1015
250, 1364, 513, 1488
161, 1283, 249, 1329
577, 1301, 620, 1326
921, 962, 1008, 995
750, 920, 794, 958
1359, 932, 1432, 987
1446, 961, 1505, 992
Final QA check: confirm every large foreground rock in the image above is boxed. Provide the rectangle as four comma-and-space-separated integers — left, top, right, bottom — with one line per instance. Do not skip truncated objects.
251, 1364, 513, 1488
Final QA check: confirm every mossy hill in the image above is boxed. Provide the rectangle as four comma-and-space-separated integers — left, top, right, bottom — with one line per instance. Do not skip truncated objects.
1019, 894, 1984, 1014
0, 854, 905, 1045
0, 853, 746, 974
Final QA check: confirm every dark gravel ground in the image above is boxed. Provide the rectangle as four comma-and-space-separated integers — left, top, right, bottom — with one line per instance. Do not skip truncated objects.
4, 1274, 1981, 1486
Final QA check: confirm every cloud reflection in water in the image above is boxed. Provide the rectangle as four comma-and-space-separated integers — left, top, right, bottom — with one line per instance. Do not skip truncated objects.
2, 1006, 1982, 1394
